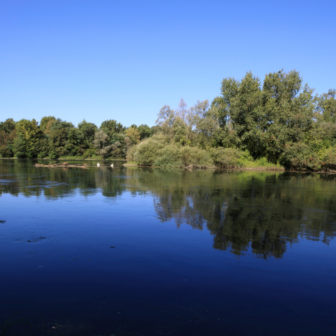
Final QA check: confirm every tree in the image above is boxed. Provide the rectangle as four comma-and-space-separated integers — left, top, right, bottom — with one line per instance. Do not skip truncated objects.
137, 124, 152, 140
318, 89, 336, 123
262, 70, 316, 162
14, 119, 45, 158
78, 120, 98, 147
0, 119, 17, 157
40, 116, 56, 132
65, 128, 84, 156
100, 119, 125, 138
48, 119, 75, 157
0, 119, 16, 134
94, 130, 110, 157
126, 127, 140, 144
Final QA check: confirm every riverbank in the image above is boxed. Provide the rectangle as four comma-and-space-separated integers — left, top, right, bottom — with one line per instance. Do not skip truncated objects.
0, 157, 127, 161
123, 162, 285, 171
122, 163, 336, 173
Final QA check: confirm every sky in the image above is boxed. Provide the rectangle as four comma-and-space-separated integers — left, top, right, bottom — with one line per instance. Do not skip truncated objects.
1, 0, 335, 127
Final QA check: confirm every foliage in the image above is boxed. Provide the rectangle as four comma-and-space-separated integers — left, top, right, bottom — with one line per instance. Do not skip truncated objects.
100, 119, 125, 138
154, 145, 183, 167
279, 142, 321, 171
133, 138, 165, 166
137, 124, 152, 140
318, 89, 336, 123
211, 148, 245, 168
179, 146, 213, 167
126, 145, 137, 162
321, 147, 336, 170
126, 127, 140, 144
0, 119, 17, 157
1, 69, 335, 169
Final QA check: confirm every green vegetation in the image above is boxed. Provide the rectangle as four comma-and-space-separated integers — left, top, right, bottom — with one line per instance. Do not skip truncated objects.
1, 69, 335, 171
128, 70, 336, 171
0, 117, 152, 161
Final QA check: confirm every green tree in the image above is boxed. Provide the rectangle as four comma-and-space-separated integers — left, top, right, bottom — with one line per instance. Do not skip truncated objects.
94, 130, 113, 158
100, 120, 125, 138
137, 124, 152, 140
318, 89, 336, 123
126, 127, 140, 144
262, 70, 316, 162
0, 119, 17, 157
14, 119, 45, 158
78, 120, 98, 147
40, 116, 56, 132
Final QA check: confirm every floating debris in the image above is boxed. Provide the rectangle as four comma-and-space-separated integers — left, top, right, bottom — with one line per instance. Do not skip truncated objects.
35, 162, 88, 169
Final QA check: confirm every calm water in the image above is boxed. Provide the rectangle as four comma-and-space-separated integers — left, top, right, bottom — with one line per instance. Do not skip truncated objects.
0, 160, 335, 336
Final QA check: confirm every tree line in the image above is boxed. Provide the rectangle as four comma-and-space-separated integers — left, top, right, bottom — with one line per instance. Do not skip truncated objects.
0, 117, 153, 160
128, 70, 336, 170
1, 69, 335, 170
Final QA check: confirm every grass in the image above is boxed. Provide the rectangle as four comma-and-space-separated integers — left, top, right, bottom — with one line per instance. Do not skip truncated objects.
238, 157, 284, 170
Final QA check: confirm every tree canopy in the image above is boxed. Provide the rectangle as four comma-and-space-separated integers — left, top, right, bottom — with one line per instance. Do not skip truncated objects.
0, 69, 335, 170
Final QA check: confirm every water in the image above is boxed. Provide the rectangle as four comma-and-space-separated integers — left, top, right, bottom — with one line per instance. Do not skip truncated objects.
0, 159, 335, 335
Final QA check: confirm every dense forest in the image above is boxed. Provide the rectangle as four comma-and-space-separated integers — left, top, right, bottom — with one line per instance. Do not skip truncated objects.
1, 70, 335, 170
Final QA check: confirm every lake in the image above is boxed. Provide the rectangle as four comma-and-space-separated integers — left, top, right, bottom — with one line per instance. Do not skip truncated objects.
0, 159, 335, 336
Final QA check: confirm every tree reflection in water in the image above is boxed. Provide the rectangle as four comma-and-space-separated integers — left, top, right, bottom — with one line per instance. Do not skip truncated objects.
1, 159, 336, 260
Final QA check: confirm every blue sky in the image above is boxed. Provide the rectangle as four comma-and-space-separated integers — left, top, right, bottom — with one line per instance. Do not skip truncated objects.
1, 0, 335, 127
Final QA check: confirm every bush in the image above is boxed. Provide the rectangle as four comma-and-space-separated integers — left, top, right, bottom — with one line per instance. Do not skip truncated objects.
126, 145, 137, 162
280, 142, 321, 171
321, 147, 336, 169
134, 138, 165, 166
83, 149, 95, 159
211, 148, 244, 168
49, 150, 58, 159
179, 146, 214, 167
37, 152, 47, 158
154, 145, 183, 167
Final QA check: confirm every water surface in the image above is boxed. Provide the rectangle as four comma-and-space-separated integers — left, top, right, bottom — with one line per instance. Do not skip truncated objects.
0, 160, 335, 335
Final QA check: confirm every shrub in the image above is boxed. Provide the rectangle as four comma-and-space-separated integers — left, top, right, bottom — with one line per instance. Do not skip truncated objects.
154, 145, 183, 167
49, 150, 58, 159
37, 152, 47, 158
321, 147, 336, 169
211, 148, 244, 168
83, 149, 95, 159
126, 145, 137, 162
280, 142, 321, 171
179, 146, 214, 167
134, 138, 165, 166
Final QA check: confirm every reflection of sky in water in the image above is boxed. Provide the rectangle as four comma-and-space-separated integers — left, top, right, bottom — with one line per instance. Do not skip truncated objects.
0, 160, 336, 335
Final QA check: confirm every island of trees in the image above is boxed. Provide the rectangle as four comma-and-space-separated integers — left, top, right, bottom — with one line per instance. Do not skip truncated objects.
1, 70, 335, 171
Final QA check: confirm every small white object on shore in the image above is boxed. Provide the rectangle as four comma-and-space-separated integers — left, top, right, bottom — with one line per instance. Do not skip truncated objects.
111, 164, 114, 168
97, 163, 100, 167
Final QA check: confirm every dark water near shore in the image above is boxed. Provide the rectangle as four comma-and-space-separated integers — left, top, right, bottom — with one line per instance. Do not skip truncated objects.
0, 159, 335, 335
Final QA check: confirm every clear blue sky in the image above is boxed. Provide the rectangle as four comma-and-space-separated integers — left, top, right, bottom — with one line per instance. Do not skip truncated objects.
1, 0, 335, 127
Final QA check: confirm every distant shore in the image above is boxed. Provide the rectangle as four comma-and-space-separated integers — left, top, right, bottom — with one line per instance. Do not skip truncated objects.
123, 163, 284, 171
0, 157, 127, 161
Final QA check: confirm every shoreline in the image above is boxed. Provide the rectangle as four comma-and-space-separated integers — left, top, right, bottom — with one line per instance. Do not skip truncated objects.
123, 163, 285, 171
123, 164, 336, 173
0, 157, 127, 161
2, 158, 335, 173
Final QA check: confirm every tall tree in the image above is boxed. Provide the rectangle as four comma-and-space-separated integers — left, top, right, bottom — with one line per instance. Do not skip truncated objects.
318, 89, 336, 123
14, 119, 45, 158
100, 120, 125, 138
